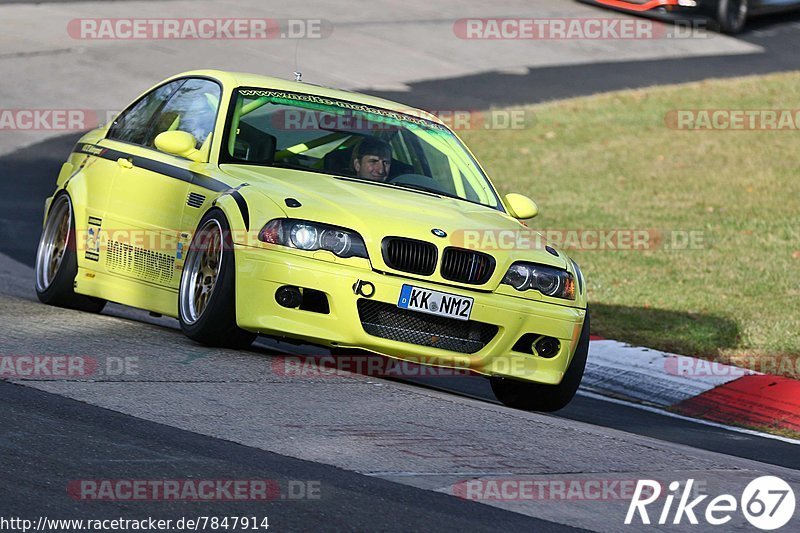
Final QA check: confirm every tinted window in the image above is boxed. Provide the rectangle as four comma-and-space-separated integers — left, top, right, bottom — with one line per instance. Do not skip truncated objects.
221, 89, 501, 209
108, 80, 184, 145
145, 79, 221, 150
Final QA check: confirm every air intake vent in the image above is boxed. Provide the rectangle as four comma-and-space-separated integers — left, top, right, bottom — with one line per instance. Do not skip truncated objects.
187, 192, 205, 208
357, 299, 497, 354
441, 247, 495, 285
107, 240, 174, 283
381, 237, 437, 276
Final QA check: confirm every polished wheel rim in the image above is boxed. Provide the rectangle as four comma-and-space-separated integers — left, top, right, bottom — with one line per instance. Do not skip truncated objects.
180, 219, 223, 324
35, 196, 71, 292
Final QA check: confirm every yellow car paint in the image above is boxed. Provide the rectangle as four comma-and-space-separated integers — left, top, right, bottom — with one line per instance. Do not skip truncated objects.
45, 69, 588, 386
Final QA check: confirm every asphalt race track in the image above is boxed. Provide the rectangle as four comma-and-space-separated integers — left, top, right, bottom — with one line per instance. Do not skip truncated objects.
365, 11, 800, 109
1, 381, 580, 532
3, 124, 800, 532
2, 2, 800, 531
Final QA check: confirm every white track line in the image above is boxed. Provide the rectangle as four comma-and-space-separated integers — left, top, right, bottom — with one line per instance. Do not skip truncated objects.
577, 390, 800, 446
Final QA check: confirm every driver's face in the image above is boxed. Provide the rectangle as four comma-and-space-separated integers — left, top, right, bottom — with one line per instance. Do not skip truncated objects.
354, 154, 391, 181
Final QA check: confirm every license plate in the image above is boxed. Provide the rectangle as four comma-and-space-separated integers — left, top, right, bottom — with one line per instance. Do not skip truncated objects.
397, 284, 473, 321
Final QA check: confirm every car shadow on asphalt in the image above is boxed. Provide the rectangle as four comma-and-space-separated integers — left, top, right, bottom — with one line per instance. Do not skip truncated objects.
590, 302, 740, 358
361, 14, 800, 110
741, 10, 800, 33
0, 132, 84, 268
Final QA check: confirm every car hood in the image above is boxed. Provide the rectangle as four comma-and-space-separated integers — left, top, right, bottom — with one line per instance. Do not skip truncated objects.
220, 164, 569, 274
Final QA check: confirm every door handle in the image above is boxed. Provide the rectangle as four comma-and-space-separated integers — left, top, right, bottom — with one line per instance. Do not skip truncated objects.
117, 158, 133, 169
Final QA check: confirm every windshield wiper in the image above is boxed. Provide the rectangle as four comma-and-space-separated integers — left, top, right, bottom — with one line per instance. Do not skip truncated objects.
271, 161, 317, 172
389, 182, 464, 200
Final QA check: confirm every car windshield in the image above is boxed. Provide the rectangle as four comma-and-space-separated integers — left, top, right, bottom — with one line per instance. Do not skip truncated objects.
222, 88, 502, 210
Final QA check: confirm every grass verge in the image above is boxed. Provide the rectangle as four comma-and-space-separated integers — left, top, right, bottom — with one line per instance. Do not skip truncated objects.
460, 72, 800, 377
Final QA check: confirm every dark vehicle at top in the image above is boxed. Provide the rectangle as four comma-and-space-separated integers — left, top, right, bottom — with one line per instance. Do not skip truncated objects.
579, 0, 800, 33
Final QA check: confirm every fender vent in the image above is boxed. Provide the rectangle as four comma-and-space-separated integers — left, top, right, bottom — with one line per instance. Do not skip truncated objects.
187, 192, 205, 208
107, 240, 174, 283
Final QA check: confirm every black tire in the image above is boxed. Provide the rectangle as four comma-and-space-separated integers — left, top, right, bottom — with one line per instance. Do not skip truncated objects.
34, 193, 106, 313
490, 312, 590, 412
178, 208, 256, 349
716, 0, 749, 34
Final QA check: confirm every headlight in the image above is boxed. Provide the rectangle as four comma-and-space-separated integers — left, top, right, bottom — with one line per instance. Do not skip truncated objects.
570, 259, 584, 295
502, 262, 575, 300
259, 219, 369, 259
319, 229, 353, 256
290, 224, 318, 250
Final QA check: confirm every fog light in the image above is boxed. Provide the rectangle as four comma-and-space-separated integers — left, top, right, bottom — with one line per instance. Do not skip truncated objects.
534, 337, 561, 358
276, 286, 302, 308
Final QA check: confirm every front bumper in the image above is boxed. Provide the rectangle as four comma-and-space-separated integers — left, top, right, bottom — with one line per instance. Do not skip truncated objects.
579, 0, 714, 21
235, 245, 587, 385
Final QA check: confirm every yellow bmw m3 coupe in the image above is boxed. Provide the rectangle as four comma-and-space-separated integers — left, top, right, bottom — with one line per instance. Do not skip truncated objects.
35, 70, 588, 411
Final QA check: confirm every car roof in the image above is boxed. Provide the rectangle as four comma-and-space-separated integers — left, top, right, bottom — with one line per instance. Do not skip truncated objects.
169, 69, 444, 126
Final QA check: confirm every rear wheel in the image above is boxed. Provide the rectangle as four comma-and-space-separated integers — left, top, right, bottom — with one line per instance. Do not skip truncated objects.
34, 193, 106, 312
491, 312, 590, 412
178, 209, 256, 349
716, 0, 749, 34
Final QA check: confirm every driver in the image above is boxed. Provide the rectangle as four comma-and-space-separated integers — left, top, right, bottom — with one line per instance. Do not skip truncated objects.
353, 137, 392, 182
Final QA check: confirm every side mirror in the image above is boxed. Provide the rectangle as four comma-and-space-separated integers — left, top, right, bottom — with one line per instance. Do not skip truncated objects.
505, 193, 539, 219
154, 130, 205, 163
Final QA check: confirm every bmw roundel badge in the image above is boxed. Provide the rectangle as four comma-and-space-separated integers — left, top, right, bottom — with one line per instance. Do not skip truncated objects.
431, 229, 447, 238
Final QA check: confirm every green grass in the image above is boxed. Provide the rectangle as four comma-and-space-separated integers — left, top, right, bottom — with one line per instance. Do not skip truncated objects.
460, 72, 800, 376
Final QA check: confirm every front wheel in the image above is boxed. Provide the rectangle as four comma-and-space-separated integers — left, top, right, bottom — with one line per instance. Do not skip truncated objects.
716, 0, 749, 34
34, 193, 106, 313
491, 312, 590, 412
178, 209, 256, 349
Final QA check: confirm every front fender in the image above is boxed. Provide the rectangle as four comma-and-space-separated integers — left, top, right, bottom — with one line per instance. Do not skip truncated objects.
212, 186, 287, 245
212, 192, 249, 236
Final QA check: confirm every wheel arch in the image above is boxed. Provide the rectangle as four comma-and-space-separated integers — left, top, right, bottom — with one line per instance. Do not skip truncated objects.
211, 186, 287, 242
49, 181, 94, 275
210, 193, 247, 236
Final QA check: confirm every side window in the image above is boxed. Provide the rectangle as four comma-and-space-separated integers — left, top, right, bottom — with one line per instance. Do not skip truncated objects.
146, 79, 221, 150
107, 80, 184, 145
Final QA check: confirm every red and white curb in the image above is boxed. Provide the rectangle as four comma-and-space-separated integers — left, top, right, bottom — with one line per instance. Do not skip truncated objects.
584, 337, 800, 438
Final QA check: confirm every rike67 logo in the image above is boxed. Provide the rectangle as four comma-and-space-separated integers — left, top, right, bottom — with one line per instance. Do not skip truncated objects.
625, 477, 796, 530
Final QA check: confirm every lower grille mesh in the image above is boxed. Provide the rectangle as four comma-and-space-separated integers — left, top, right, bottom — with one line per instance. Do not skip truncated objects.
357, 299, 497, 354
107, 240, 174, 283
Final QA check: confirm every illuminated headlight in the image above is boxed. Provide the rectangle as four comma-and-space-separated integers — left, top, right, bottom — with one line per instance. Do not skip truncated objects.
290, 224, 318, 250
502, 262, 575, 300
259, 219, 368, 259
